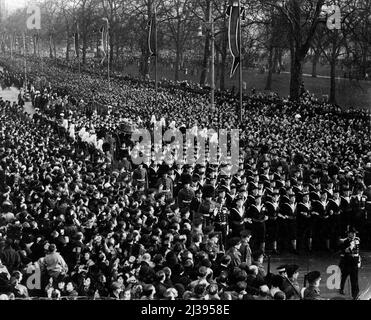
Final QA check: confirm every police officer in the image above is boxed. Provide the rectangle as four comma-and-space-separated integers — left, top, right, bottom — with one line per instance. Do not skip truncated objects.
339, 227, 361, 300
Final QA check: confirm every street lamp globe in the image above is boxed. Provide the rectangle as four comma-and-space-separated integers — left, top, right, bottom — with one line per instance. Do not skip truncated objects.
197, 25, 203, 37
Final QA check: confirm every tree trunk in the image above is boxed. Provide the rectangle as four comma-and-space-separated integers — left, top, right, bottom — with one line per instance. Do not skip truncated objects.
265, 45, 274, 90
290, 47, 304, 100
329, 58, 336, 104
175, 45, 180, 81
66, 23, 70, 61
273, 48, 279, 73
215, 51, 220, 87
53, 37, 57, 59
312, 52, 319, 77
49, 35, 53, 58
82, 33, 87, 65
110, 33, 114, 67
200, 34, 211, 86
34, 36, 37, 56
277, 48, 283, 73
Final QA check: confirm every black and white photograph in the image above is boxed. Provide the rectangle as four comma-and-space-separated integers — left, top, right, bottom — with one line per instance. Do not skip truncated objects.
0, 0, 371, 309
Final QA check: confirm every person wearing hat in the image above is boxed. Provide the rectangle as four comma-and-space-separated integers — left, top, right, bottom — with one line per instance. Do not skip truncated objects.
328, 189, 343, 248
229, 195, 252, 237
197, 184, 217, 228
283, 264, 301, 300
311, 190, 331, 251
248, 194, 268, 252
350, 187, 366, 235
341, 186, 353, 231
177, 174, 195, 211
297, 192, 314, 252
339, 227, 361, 299
303, 271, 323, 300
280, 193, 298, 254
265, 191, 280, 254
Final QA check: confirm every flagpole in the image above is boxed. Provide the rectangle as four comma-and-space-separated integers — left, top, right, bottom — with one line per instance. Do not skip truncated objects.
210, 6, 215, 110
155, 8, 158, 106
238, 0, 243, 123
106, 19, 110, 91
23, 32, 27, 91
10, 35, 13, 59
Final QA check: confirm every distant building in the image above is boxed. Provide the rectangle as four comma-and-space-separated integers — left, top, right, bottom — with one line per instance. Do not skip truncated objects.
0, 0, 7, 22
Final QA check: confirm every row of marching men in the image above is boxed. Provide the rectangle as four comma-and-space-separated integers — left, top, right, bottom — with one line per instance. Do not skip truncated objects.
211, 176, 369, 255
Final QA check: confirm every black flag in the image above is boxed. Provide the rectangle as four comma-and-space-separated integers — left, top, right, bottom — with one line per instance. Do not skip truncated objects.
148, 10, 157, 56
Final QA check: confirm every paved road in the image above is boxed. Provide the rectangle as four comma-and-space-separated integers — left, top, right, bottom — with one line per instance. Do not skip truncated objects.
268, 250, 371, 300
0, 86, 34, 115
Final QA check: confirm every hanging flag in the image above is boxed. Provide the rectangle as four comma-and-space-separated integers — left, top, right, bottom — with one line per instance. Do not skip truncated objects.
99, 25, 107, 64
148, 10, 157, 56
74, 21, 79, 58
226, 0, 246, 78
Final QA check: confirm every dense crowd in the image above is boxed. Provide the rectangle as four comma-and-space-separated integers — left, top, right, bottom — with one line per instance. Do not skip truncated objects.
0, 55, 371, 300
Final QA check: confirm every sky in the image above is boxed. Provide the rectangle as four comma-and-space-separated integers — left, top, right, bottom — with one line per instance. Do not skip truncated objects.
5, 0, 27, 12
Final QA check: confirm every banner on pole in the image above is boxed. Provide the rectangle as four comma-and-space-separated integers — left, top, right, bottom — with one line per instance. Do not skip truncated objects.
99, 25, 107, 64
148, 10, 157, 57
227, 0, 245, 78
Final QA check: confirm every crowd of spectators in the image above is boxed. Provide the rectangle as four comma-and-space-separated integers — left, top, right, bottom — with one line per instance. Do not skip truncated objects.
0, 55, 371, 300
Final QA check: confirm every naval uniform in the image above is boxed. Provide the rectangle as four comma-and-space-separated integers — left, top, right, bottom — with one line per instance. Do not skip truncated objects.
265, 200, 280, 244
280, 202, 297, 241
248, 204, 267, 245
328, 197, 343, 240
297, 200, 313, 240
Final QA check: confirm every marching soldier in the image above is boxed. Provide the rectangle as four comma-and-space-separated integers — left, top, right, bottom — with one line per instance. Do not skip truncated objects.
339, 228, 361, 300
328, 189, 343, 248
297, 192, 313, 252
312, 190, 331, 251
229, 195, 252, 238
265, 191, 280, 254
226, 183, 237, 207
280, 193, 298, 254
310, 182, 321, 202
340, 186, 352, 230
325, 180, 335, 200
350, 187, 366, 235
248, 194, 268, 252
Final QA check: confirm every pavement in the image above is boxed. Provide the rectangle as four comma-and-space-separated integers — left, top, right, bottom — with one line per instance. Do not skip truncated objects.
267, 250, 371, 300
